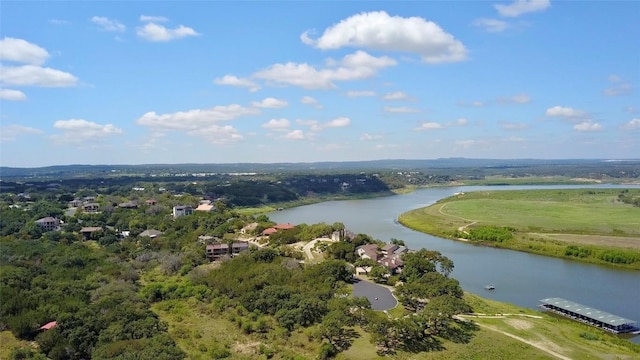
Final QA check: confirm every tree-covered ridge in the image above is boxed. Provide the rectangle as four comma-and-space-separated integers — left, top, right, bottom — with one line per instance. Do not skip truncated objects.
0, 239, 184, 359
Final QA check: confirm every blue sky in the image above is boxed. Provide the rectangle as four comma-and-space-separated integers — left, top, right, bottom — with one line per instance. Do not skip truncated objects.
1, 1, 638, 167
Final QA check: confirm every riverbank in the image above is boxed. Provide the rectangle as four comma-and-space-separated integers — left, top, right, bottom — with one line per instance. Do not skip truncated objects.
398, 188, 640, 270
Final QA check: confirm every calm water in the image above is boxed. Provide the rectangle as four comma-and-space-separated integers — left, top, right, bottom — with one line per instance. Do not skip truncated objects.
269, 185, 640, 341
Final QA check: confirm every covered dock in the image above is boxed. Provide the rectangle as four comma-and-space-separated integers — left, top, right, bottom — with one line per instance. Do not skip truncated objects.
539, 297, 639, 334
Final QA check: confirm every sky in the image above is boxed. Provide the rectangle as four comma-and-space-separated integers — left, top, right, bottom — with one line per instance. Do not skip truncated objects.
1, 0, 639, 167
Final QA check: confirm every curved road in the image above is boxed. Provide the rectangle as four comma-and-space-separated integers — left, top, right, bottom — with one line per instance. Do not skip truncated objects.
352, 278, 397, 311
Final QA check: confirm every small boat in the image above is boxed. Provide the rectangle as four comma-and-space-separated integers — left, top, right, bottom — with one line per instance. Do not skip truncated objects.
485, 285, 496, 290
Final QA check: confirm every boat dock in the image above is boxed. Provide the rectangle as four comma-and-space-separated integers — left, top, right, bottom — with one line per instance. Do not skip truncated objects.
539, 297, 639, 334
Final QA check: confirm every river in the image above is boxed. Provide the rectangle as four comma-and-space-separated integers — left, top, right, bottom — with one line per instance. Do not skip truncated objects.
268, 184, 640, 342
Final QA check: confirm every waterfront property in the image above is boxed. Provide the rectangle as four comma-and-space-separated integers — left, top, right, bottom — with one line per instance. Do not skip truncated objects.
539, 297, 639, 334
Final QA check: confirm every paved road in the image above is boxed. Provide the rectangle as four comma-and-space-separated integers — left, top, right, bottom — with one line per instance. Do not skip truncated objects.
352, 279, 397, 311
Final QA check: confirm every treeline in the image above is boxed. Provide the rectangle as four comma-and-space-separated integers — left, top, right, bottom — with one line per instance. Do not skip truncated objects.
564, 245, 640, 265
458, 226, 514, 243
618, 189, 640, 207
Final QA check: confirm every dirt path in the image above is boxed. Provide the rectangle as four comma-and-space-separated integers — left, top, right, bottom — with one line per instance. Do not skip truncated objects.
457, 318, 571, 360
439, 203, 477, 233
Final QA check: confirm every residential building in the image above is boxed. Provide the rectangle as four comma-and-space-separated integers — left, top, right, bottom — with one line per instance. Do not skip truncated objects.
206, 241, 250, 261
118, 201, 138, 209
80, 226, 102, 240
139, 229, 163, 238
195, 203, 215, 212
83, 203, 100, 213
35, 217, 60, 232
173, 205, 193, 218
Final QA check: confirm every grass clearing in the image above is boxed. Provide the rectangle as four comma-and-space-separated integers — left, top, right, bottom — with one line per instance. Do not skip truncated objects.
0, 331, 36, 359
461, 293, 640, 360
399, 188, 640, 268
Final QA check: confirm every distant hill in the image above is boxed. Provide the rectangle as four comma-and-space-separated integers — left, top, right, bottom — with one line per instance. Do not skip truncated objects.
1, 158, 639, 180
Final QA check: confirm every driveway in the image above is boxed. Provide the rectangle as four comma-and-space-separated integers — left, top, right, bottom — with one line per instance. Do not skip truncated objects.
352, 279, 397, 311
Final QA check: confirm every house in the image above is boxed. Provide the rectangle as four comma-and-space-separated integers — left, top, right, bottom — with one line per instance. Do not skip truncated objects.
39, 321, 57, 331
275, 223, 295, 230
332, 229, 356, 241
206, 241, 250, 261
379, 253, 404, 274
145, 199, 157, 206
68, 198, 83, 207
139, 229, 163, 238
118, 201, 138, 209
80, 226, 102, 240
381, 243, 399, 255
240, 222, 258, 235
195, 203, 215, 212
356, 244, 379, 261
173, 205, 193, 218
35, 217, 61, 232
83, 203, 100, 213
262, 227, 278, 236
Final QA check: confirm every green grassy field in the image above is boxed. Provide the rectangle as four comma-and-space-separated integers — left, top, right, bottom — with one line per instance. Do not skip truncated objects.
398, 188, 640, 269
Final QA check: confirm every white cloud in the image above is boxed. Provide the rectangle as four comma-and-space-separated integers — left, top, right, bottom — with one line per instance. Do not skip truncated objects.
90, 16, 126, 32
136, 104, 259, 132
494, 0, 551, 18
573, 121, 602, 132
0, 89, 27, 101
135, 104, 259, 145
0, 37, 49, 65
301, 96, 322, 108
253, 50, 396, 89
137, 23, 200, 42
302, 11, 467, 63
545, 106, 587, 119
472, 18, 510, 32
0, 65, 78, 87
192, 125, 243, 144
603, 76, 633, 96
324, 117, 351, 128
51, 119, 123, 145
262, 118, 290, 130
346, 90, 376, 97
213, 75, 259, 92
296, 117, 350, 131
415, 122, 443, 130
140, 15, 169, 22
622, 118, 640, 130
0, 124, 42, 141
252, 97, 288, 108
384, 106, 420, 113
383, 91, 410, 101
284, 129, 305, 140
360, 133, 382, 141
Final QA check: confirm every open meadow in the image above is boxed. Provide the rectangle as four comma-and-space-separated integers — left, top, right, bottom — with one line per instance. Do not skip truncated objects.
398, 188, 640, 269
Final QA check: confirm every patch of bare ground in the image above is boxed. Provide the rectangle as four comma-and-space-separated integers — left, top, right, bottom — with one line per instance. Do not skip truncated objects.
506, 318, 533, 330
233, 341, 261, 355
529, 233, 640, 250
479, 323, 572, 360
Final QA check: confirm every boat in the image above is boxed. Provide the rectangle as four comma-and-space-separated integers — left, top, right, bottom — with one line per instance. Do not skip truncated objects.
485, 284, 496, 290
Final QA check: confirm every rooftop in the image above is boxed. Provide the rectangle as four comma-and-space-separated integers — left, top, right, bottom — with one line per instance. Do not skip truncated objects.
540, 297, 636, 326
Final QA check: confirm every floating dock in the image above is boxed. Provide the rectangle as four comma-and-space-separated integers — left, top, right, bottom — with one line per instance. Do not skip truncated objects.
539, 297, 639, 334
